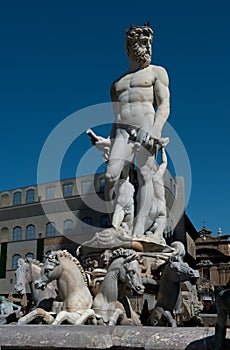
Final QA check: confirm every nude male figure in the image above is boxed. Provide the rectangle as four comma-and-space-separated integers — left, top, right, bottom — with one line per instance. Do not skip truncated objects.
105, 23, 170, 237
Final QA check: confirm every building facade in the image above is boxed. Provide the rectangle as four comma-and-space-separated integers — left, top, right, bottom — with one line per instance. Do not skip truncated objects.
0, 170, 186, 296
195, 226, 230, 311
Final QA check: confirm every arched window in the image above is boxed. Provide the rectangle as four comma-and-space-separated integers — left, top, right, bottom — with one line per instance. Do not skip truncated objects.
46, 222, 55, 237
0, 227, 9, 242
26, 189, 35, 203
13, 191, 22, 205
1, 193, 10, 207
26, 225, 35, 240
100, 215, 110, 228
64, 220, 73, 235
13, 226, 22, 241
82, 217, 93, 226
12, 254, 21, 270
25, 252, 34, 260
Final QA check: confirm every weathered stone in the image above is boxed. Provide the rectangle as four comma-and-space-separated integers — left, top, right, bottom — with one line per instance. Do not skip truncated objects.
0, 325, 229, 349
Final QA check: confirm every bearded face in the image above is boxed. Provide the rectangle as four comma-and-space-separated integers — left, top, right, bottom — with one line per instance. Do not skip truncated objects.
126, 25, 153, 67
131, 40, 152, 67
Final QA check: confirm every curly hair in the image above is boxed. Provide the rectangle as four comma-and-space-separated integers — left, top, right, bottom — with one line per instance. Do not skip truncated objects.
125, 23, 153, 57
109, 248, 139, 264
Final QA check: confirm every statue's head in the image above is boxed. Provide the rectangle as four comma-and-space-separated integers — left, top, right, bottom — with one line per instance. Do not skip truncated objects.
126, 23, 153, 67
0, 296, 5, 303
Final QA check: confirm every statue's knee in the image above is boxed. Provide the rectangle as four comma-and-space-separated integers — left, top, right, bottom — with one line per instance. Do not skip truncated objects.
105, 171, 120, 184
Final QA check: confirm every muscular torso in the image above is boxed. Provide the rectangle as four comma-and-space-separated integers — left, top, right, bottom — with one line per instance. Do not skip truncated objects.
112, 65, 158, 130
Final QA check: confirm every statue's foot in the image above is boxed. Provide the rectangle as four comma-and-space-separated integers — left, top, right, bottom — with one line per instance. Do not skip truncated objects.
145, 231, 166, 245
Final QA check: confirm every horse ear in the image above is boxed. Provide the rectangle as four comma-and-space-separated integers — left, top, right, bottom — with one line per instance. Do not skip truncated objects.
51, 253, 60, 265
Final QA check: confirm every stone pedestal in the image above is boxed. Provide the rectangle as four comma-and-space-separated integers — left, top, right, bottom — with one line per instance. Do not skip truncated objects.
0, 325, 229, 349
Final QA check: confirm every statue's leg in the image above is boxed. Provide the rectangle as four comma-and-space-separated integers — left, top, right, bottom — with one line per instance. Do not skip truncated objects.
133, 151, 156, 236
122, 208, 134, 231
149, 214, 167, 244
105, 137, 134, 217
52, 310, 68, 325
112, 204, 125, 229
108, 308, 124, 326
74, 309, 96, 325
18, 308, 54, 325
163, 310, 177, 327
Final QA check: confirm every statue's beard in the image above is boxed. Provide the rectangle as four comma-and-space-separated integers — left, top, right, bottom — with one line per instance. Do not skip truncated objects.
131, 44, 151, 67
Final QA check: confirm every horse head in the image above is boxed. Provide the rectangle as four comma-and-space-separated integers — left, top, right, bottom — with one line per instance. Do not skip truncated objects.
34, 252, 60, 291
167, 260, 199, 284
112, 249, 144, 295
14, 258, 29, 294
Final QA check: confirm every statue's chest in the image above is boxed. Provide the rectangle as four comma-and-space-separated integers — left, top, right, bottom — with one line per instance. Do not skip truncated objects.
115, 69, 153, 92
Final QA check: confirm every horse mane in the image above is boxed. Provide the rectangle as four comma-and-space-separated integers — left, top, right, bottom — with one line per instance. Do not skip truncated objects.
26, 258, 43, 267
109, 248, 139, 265
52, 250, 88, 285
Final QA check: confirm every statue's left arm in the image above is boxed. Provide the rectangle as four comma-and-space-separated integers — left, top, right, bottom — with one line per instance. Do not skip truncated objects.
152, 66, 170, 140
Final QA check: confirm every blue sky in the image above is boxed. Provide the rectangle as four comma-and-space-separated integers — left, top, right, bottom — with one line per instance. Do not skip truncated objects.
0, 0, 229, 235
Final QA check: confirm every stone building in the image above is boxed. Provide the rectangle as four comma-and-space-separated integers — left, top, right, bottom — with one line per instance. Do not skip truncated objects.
195, 226, 230, 311
0, 170, 190, 296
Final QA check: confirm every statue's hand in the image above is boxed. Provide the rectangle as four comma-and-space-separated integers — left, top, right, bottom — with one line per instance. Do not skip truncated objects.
159, 137, 169, 148
95, 137, 111, 150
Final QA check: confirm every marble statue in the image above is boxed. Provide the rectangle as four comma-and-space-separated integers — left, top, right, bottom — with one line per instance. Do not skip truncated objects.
18, 250, 93, 325
91, 248, 144, 325
147, 242, 199, 327
87, 23, 170, 247
12, 24, 202, 332
0, 295, 21, 316
72, 248, 144, 326
105, 23, 170, 238
0, 295, 21, 323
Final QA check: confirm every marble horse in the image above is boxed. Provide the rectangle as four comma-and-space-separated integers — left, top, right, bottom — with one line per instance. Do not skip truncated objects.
148, 255, 199, 327
18, 250, 93, 325
15, 257, 57, 307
